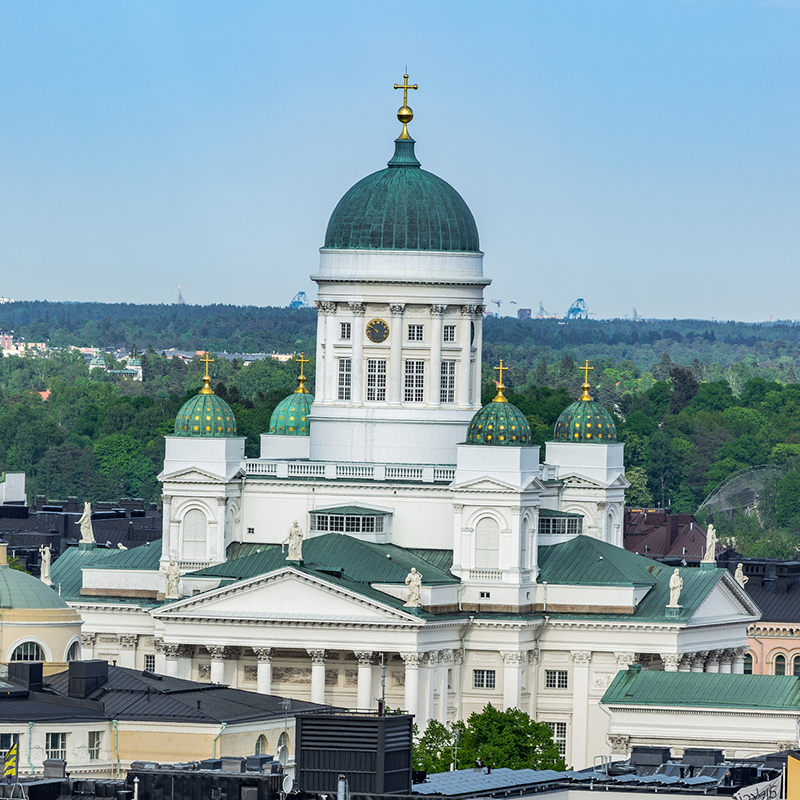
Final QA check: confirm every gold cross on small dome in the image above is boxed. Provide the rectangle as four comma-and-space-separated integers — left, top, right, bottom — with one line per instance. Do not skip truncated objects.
493, 360, 509, 403
580, 359, 594, 401
200, 351, 215, 394
393, 73, 418, 139
295, 352, 310, 394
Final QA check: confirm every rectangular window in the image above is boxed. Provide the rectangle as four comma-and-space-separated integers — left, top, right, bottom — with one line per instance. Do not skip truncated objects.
338, 358, 351, 400
408, 324, 424, 342
330, 515, 345, 532
440, 361, 456, 403
404, 361, 425, 403
0, 733, 13, 759
88, 731, 102, 761
340, 322, 351, 340
144, 654, 156, 672
46, 732, 67, 760
545, 669, 569, 689
473, 669, 496, 689
544, 722, 568, 757
443, 325, 456, 343
366, 359, 387, 401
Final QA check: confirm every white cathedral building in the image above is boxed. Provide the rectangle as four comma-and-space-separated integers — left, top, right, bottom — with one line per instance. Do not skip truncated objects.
53, 85, 760, 768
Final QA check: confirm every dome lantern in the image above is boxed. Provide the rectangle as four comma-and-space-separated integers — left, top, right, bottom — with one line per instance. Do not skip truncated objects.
553, 360, 618, 443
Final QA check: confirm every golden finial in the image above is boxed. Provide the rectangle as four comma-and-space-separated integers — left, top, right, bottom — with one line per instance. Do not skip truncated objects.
295, 352, 310, 394
492, 360, 509, 402
393, 73, 418, 140
199, 351, 215, 395
579, 359, 594, 401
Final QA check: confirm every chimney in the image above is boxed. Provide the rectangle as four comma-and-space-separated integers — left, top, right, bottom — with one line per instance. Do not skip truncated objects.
9, 661, 43, 692
68, 660, 109, 698
0, 541, 7, 566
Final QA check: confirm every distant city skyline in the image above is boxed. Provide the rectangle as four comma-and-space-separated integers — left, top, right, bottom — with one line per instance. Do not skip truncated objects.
1, 1, 798, 322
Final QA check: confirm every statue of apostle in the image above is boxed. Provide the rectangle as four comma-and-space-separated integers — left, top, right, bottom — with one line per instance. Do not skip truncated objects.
283, 520, 304, 561
78, 502, 95, 544
404, 568, 422, 608
667, 568, 683, 608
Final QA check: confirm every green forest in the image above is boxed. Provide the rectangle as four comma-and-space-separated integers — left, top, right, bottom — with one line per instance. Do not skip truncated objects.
3, 301, 800, 555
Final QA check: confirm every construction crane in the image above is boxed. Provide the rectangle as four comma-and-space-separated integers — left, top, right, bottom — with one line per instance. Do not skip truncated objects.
566, 298, 589, 320
490, 299, 503, 313
289, 292, 310, 309
537, 302, 560, 319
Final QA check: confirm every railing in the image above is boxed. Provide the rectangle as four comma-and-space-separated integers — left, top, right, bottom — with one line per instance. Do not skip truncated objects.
243, 459, 455, 484
177, 560, 213, 571
469, 569, 503, 581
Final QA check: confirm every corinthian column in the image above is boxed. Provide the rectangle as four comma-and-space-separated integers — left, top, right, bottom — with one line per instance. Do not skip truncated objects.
429, 305, 446, 407
308, 649, 327, 704
254, 648, 273, 694
355, 651, 374, 710
389, 304, 405, 406
458, 306, 475, 408
350, 303, 366, 405
401, 653, 420, 717
207, 646, 226, 684
570, 651, 592, 769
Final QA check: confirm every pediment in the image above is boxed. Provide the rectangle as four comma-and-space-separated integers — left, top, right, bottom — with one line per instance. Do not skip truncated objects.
158, 466, 236, 484
688, 573, 760, 626
560, 473, 608, 489
452, 476, 521, 492
152, 567, 419, 624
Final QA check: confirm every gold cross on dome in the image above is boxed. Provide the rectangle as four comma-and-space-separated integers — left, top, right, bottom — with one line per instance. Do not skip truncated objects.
201, 351, 214, 378
492, 360, 509, 402
199, 351, 215, 394
295, 352, 310, 394
580, 359, 594, 401
393, 73, 418, 107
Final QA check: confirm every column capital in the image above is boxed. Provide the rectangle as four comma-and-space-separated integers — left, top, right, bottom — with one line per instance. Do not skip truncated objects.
571, 650, 592, 666
253, 647, 273, 663
389, 303, 406, 316
609, 735, 631, 755
475, 304, 486, 316
316, 300, 337, 315
661, 654, 681, 671
460, 304, 477, 317
207, 645, 226, 661
438, 649, 454, 664
354, 651, 374, 666
735, 646, 749, 658
216, 496, 228, 507
177, 644, 194, 658
501, 651, 525, 665
527, 647, 540, 664
596, 501, 607, 510
119, 634, 139, 650
421, 650, 439, 666
307, 648, 327, 665
401, 653, 421, 668
431, 304, 448, 317
80, 633, 96, 647
153, 637, 165, 654
163, 643, 181, 660
349, 302, 366, 316
614, 652, 638, 668
453, 503, 464, 513
161, 495, 172, 507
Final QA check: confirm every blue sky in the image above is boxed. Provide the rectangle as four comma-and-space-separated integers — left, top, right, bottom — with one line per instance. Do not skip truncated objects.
1, 1, 798, 321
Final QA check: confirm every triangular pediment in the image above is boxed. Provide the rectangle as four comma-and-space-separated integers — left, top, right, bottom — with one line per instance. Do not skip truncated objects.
452, 476, 521, 492
158, 466, 237, 484
688, 573, 760, 626
152, 567, 419, 624
560, 473, 608, 489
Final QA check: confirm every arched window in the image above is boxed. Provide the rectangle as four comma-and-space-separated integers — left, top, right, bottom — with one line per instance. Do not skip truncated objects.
775, 654, 786, 675
743, 653, 753, 674
254, 735, 267, 755
11, 642, 44, 662
793, 656, 800, 677
474, 517, 500, 569
182, 509, 207, 560
66, 641, 81, 662
277, 731, 289, 754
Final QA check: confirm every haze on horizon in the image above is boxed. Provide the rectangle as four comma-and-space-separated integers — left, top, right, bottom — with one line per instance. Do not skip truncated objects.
1, 1, 798, 323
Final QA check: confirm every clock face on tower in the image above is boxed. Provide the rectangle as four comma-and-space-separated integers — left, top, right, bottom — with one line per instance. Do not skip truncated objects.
366, 318, 390, 343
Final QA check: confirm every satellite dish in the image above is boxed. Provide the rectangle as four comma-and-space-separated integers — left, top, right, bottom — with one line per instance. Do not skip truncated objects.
282, 774, 293, 794
278, 745, 289, 767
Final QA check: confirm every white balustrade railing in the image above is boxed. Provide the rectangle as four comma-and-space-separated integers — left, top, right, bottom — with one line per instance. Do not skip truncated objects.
469, 569, 503, 581
385, 466, 424, 480
243, 460, 454, 484
288, 463, 325, 477
245, 461, 278, 475
336, 464, 374, 479
434, 468, 456, 482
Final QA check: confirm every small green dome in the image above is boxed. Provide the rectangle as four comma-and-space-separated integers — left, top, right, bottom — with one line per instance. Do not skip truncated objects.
466, 401, 533, 446
175, 387, 237, 437
268, 392, 314, 436
554, 398, 617, 443
0, 562, 69, 609
324, 139, 480, 253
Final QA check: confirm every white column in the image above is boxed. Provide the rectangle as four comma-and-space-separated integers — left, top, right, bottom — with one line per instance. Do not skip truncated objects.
705, 650, 721, 673
502, 652, 523, 711
350, 303, 366, 405
402, 654, 420, 717
255, 648, 273, 695
324, 304, 338, 403
314, 301, 327, 400
214, 496, 227, 563
458, 306, 475, 408
471, 307, 484, 407
719, 650, 733, 674
209, 646, 226, 684
177, 646, 193, 680
119, 635, 138, 669
389, 303, 405, 405
438, 650, 452, 722
355, 651, 374, 709
416, 652, 436, 726
661, 654, 680, 673
527, 649, 540, 718
732, 647, 747, 674
452, 504, 465, 576
691, 652, 707, 673
570, 651, 592, 770
429, 305, 446, 407
308, 649, 327, 705
164, 644, 180, 678
160, 495, 172, 567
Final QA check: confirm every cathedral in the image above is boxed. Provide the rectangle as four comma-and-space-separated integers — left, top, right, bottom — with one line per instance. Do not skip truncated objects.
53, 78, 759, 769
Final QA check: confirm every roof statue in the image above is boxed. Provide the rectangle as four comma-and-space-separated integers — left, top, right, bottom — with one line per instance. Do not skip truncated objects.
702, 524, 718, 563
174, 350, 237, 437
404, 567, 422, 608
39, 544, 51, 585
283, 520, 304, 562
165, 560, 181, 599
553, 359, 618, 443
667, 568, 683, 608
268, 353, 314, 436
78, 502, 95, 543
466, 360, 533, 446
735, 563, 749, 588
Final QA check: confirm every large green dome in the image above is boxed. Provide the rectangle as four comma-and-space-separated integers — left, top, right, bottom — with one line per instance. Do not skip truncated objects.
554, 399, 617, 443
466, 401, 532, 446
268, 392, 314, 436
174, 379, 237, 437
0, 561, 69, 609
323, 139, 480, 253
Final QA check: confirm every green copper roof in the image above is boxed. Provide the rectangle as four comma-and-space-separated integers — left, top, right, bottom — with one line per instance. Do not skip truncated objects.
554, 398, 617, 443
466, 401, 532, 446
0, 564, 70, 609
324, 139, 480, 253
175, 391, 237, 437
268, 392, 314, 436
603, 668, 800, 710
